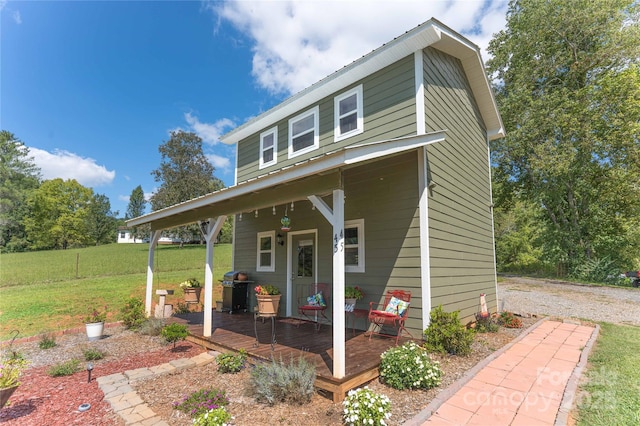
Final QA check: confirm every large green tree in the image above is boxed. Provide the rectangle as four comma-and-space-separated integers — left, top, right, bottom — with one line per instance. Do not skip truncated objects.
150, 130, 225, 244
24, 178, 94, 250
488, 0, 640, 273
86, 193, 118, 246
125, 185, 148, 240
0, 131, 41, 252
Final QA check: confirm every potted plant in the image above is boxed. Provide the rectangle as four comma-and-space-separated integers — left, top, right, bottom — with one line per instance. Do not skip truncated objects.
254, 285, 281, 316
85, 306, 107, 341
345, 286, 365, 312
0, 350, 28, 408
180, 278, 202, 303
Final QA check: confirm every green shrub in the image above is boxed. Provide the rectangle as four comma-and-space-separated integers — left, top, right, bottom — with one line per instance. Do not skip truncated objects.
192, 407, 232, 426
379, 341, 442, 390
475, 314, 499, 333
173, 388, 229, 418
423, 305, 475, 356
161, 323, 188, 348
137, 317, 166, 336
38, 333, 57, 349
216, 349, 247, 374
342, 386, 391, 425
120, 297, 146, 329
48, 359, 80, 377
83, 347, 105, 361
250, 355, 316, 405
174, 302, 191, 314
498, 311, 523, 328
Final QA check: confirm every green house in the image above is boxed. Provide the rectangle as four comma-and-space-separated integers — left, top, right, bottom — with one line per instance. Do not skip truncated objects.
127, 18, 504, 380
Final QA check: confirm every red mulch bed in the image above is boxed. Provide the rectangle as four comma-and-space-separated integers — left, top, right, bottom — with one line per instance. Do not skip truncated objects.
0, 342, 204, 426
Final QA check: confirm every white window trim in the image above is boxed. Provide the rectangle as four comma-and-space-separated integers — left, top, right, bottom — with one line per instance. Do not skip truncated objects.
334, 85, 364, 142
288, 106, 319, 159
256, 230, 275, 272
345, 218, 365, 273
259, 127, 278, 169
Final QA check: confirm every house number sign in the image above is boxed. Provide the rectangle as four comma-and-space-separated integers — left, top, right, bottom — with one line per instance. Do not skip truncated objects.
333, 229, 344, 254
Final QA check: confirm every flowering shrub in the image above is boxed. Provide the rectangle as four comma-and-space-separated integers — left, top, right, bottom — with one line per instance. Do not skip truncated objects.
345, 286, 365, 300
192, 407, 231, 426
0, 351, 28, 388
499, 311, 523, 328
173, 388, 229, 418
84, 306, 107, 323
342, 386, 391, 426
379, 341, 442, 390
254, 285, 280, 295
216, 349, 247, 374
179, 278, 201, 289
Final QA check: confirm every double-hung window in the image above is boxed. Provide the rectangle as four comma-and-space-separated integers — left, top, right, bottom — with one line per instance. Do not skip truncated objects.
256, 231, 275, 272
288, 106, 319, 158
260, 127, 277, 169
334, 85, 363, 142
344, 219, 365, 272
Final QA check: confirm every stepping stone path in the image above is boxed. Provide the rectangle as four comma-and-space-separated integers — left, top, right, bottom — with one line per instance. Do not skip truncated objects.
97, 351, 218, 425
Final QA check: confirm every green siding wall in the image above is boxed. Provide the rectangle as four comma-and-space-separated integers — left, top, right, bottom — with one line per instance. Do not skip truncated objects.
233, 152, 424, 334
235, 55, 417, 183
423, 47, 497, 322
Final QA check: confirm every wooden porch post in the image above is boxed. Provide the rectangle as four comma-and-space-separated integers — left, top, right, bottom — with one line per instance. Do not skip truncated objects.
201, 216, 227, 337
308, 189, 346, 379
145, 230, 161, 317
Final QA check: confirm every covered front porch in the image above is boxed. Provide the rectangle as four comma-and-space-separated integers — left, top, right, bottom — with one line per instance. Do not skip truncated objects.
170, 309, 410, 402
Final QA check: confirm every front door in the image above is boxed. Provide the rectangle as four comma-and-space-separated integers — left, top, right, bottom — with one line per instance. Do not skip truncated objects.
291, 233, 315, 316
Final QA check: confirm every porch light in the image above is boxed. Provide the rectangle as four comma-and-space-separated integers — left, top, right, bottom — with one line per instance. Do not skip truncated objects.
277, 234, 284, 246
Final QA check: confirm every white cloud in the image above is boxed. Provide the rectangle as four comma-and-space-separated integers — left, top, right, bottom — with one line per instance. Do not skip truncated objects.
206, 153, 231, 172
184, 112, 235, 145
210, 0, 508, 95
118, 194, 130, 203
12, 10, 21, 24
28, 147, 116, 187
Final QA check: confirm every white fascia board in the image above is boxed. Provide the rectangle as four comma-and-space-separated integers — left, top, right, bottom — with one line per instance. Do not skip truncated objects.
126, 131, 446, 228
221, 23, 442, 145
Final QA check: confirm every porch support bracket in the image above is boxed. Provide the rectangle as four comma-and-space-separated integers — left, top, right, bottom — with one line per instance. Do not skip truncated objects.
145, 230, 162, 317
200, 216, 227, 337
308, 191, 346, 379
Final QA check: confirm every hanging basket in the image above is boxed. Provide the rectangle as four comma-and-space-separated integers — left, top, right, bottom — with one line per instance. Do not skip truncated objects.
256, 294, 281, 316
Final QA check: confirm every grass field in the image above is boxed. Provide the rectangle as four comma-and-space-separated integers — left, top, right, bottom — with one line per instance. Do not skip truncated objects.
576, 323, 640, 425
0, 243, 232, 339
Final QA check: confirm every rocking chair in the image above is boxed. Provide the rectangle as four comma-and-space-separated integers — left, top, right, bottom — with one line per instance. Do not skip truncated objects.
298, 283, 331, 331
367, 289, 413, 344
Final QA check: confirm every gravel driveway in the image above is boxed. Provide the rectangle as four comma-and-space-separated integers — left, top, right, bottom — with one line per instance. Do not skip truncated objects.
498, 276, 640, 325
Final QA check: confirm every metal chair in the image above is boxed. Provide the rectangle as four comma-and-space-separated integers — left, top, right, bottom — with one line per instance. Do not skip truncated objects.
298, 283, 331, 331
367, 289, 413, 344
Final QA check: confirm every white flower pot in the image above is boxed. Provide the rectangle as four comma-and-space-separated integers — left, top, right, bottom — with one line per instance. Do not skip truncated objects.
85, 322, 104, 341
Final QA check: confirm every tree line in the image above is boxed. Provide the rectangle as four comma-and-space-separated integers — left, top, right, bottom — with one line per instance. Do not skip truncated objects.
0, 129, 232, 252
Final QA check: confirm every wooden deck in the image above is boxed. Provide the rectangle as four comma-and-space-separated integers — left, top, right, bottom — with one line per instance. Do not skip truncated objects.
170, 310, 410, 402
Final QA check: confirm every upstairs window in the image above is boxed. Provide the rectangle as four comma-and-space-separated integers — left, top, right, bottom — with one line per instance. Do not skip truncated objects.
260, 127, 278, 169
344, 219, 365, 273
334, 85, 363, 142
288, 106, 319, 158
256, 231, 275, 272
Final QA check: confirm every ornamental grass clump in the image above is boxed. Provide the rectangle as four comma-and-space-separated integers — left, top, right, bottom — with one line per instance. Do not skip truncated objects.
250, 355, 315, 405
173, 388, 229, 418
379, 341, 442, 390
342, 386, 391, 426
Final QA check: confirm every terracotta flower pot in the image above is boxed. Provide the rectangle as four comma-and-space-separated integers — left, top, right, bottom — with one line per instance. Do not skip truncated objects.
184, 287, 202, 303
0, 385, 18, 408
256, 294, 281, 316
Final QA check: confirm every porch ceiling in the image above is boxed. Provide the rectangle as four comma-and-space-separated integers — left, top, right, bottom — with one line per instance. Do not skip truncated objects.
126, 131, 446, 231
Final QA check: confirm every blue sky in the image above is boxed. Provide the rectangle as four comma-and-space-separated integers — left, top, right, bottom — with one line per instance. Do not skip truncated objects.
1, 0, 508, 217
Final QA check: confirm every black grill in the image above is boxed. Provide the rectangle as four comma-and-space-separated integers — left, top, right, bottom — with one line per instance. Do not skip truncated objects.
220, 271, 251, 313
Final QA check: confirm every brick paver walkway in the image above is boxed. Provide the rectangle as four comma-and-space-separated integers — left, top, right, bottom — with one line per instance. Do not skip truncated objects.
409, 320, 598, 426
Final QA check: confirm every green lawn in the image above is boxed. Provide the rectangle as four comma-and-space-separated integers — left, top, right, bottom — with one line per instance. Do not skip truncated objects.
576, 323, 640, 425
0, 243, 232, 339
